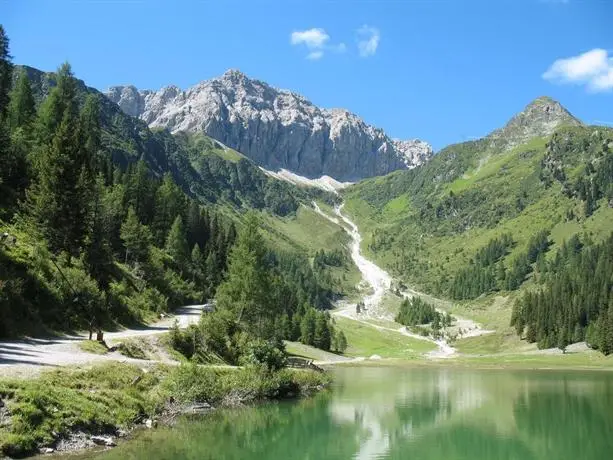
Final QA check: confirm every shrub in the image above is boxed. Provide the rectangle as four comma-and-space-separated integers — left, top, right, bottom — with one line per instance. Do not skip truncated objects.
239, 339, 287, 371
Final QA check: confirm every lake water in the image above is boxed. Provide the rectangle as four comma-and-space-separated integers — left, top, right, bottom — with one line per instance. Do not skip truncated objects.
72, 366, 613, 460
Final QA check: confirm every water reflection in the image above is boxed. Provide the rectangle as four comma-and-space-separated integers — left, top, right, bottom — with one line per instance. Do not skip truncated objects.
72, 367, 613, 460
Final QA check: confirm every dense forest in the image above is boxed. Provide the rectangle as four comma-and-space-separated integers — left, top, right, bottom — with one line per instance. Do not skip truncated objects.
511, 233, 613, 354
0, 27, 340, 359
448, 230, 550, 300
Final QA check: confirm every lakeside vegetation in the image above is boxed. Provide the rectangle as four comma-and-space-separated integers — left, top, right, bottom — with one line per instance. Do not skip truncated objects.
0, 362, 329, 458
0, 25, 337, 458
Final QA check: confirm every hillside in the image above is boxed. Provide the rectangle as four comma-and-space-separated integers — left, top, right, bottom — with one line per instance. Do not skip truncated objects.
342, 97, 613, 353
16, 66, 336, 219
106, 70, 433, 181
0, 56, 358, 342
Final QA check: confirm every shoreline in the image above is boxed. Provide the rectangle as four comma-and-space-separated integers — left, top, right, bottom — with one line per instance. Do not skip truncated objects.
323, 356, 613, 372
0, 362, 330, 459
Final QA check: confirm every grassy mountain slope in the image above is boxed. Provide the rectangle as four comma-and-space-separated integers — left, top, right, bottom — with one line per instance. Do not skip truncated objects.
19, 65, 352, 259
343, 103, 613, 352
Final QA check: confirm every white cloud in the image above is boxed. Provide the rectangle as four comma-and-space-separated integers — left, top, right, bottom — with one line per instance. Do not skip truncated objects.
291, 28, 330, 49
356, 25, 380, 58
290, 28, 346, 60
543, 48, 613, 92
306, 51, 324, 60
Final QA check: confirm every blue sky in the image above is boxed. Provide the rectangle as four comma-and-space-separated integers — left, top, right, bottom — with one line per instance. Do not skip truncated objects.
2, 0, 612, 150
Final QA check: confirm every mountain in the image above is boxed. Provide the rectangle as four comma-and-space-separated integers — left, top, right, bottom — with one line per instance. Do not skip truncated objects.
487, 96, 582, 150
105, 70, 433, 181
17, 65, 337, 219
341, 96, 613, 353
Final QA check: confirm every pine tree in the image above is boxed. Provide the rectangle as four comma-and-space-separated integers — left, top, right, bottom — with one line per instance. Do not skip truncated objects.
27, 63, 94, 257
0, 25, 12, 120
36, 62, 77, 146
0, 25, 13, 213
335, 330, 348, 353
279, 313, 291, 340
186, 201, 207, 249
7, 68, 35, 132
204, 250, 218, 292
120, 206, 152, 265
215, 213, 275, 338
165, 215, 189, 268
3, 68, 35, 203
153, 173, 185, 245
125, 160, 155, 224
314, 312, 331, 350
84, 175, 114, 288
191, 243, 203, 269
300, 308, 316, 346
78, 94, 101, 171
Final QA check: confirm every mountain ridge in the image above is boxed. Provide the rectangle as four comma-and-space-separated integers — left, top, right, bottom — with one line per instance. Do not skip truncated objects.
105, 69, 433, 181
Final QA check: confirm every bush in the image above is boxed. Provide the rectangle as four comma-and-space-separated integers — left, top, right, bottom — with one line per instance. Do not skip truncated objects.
239, 339, 287, 371
117, 338, 151, 360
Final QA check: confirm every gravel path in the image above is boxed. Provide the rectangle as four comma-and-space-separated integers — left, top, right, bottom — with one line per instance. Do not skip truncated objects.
0, 305, 203, 378
315, 202, 493, 359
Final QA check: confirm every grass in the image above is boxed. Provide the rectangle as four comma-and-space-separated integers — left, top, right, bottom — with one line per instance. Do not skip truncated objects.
78, 340, 109, 355
0, 362, 329, 458
263, 205, 349, 254
205, 145, 244, 163
454, 351, 613, 370
284, 341, 345, 362
260, 205, 362, 298
454, 333, 511, 355
334, 317, 436, 359
116, 338, 153, 360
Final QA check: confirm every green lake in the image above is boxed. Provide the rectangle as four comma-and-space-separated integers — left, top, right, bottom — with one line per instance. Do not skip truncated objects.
70, 366, 613, 460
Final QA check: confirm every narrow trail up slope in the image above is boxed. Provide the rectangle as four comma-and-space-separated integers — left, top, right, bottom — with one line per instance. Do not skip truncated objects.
313, 202, 492, 358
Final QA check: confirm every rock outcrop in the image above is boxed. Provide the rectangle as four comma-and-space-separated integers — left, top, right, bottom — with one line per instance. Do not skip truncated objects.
487, 96, 583, 151
106, 70, 432, 181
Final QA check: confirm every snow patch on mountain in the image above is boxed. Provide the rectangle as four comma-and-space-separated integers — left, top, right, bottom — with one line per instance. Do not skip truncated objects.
261, 168, 352, 194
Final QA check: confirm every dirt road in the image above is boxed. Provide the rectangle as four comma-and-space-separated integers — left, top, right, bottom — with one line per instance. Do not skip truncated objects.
0, 305, 203, 378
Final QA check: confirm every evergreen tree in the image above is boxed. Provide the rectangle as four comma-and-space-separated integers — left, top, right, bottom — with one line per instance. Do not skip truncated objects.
27, 63, 94, 257
279, 313, 291, 340
5, 69, 35, 203
0, 25, 12, 120
335, 330, 348, 353
84, 175, 114, 288
191, 243, 203, 270
300, 308, 316, 346
7, 68, 35, 132
125, 160, 155, 224
120, 206, 152, 265
153, 173, 185, 245
78, 94, 101, 171
165, 215, 189, 267
0, 25, 13, 213
314, 312, 331, 350
205, 250, 218, 293
215, 213, 275, 338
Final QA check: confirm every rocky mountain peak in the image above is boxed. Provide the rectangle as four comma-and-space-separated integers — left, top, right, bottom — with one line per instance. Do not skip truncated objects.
105, 70, 433, 181
488, 96, 582, 150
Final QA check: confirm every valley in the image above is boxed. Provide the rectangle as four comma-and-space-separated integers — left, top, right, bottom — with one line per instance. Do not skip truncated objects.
1, 15, 613, 459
